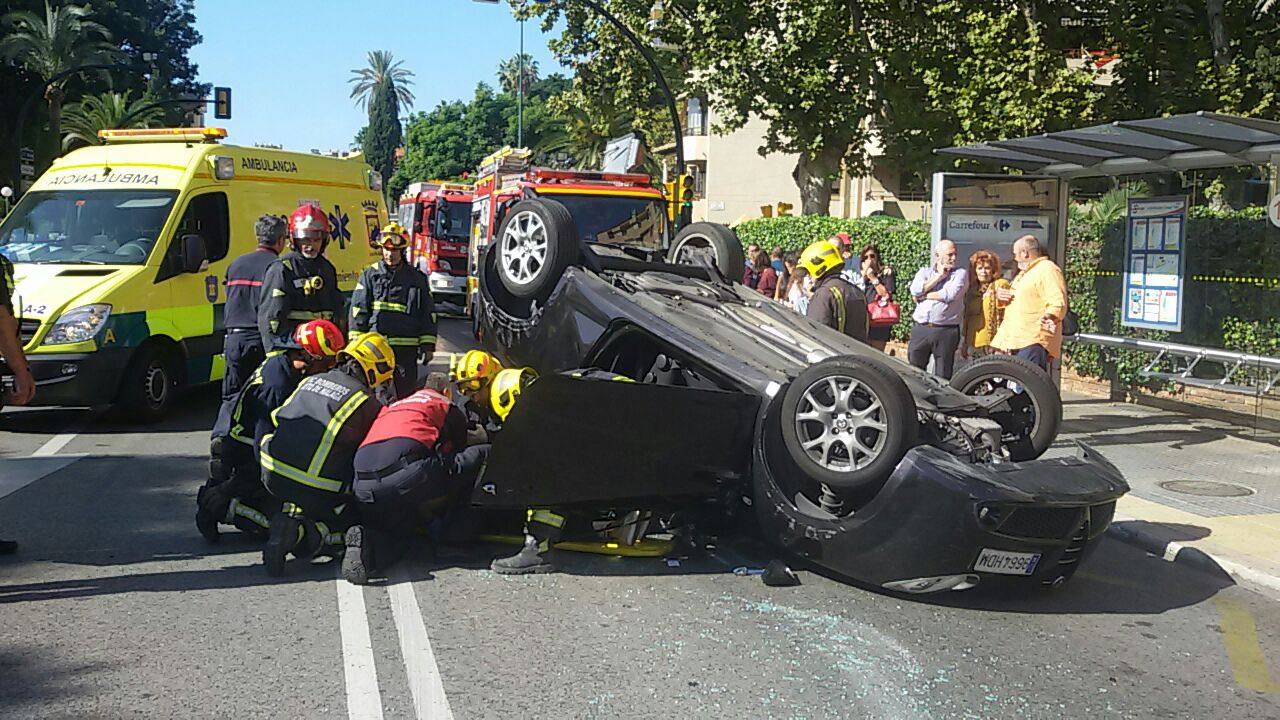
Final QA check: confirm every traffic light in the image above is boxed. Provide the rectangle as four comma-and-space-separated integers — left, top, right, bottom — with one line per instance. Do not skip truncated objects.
213, 86, 232, 120
664, 178, 679, 222
676, 174, 694, 226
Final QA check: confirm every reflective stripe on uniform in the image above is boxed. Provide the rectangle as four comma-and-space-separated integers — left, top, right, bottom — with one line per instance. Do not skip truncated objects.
228, 367, 266, 444
830, 287, 847, 333
385, 336, 419, 347
529, 509, 566, 528
419, 334, 436, 344
348, 330, 365, 342
306, 391, 369, 478
229, 499, 270, 529
372, 300, 409, 313
260, 448, 345, 493
286, 310, 334, 321
271, 289, 287, 297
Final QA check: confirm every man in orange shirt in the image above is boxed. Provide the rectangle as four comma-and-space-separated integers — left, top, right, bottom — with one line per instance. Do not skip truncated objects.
991, 235, 1067, 372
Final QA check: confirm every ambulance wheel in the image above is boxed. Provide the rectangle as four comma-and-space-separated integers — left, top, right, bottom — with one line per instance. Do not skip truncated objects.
118, 344, 178, 423
495, 199, 578, 302
667, 223, 746, 282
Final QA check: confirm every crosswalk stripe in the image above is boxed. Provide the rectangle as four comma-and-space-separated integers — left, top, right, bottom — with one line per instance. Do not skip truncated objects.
336, 577, 385, 720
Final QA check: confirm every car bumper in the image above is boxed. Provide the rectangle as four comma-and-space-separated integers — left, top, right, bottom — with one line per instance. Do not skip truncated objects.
754, 442, 1130, 592
2, 349, 130, 406
428, 271, 467, 297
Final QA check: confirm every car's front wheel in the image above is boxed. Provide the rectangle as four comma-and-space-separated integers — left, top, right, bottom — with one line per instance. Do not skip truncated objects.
495, 198, 578, 302
950, 354, 1061, 461
778, 356, 917, 508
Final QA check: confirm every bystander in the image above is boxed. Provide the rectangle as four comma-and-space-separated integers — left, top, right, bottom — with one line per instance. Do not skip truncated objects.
0, 252, 35, 554
906, 239, 968, 379
991, 235, 1067, 372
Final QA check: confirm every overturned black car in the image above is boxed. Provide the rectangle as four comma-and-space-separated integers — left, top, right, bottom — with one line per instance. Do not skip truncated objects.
470, 196, 1128, 593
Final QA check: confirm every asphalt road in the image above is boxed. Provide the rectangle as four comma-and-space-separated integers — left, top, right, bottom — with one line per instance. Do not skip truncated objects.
2, 318, 1278, 719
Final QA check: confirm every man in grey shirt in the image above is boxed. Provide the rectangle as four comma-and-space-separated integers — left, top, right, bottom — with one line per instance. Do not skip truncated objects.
906, 239, 968, 379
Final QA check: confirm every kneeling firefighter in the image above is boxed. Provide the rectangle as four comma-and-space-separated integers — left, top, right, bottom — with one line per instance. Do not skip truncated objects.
341, 374, 491, 585
349, 221, 437, 400
198, 319, 345, 542
258, 332, 395, 576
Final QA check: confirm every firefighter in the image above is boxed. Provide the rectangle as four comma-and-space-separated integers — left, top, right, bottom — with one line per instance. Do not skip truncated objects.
798, 238, 869, 343
213, 214, 289, 437
341, 373, 490, 585
258, 332, 395, 576
197, 319, 345, 542
349, 221, 437, 400
448, 349, 504, 433
258, 204, 345, 353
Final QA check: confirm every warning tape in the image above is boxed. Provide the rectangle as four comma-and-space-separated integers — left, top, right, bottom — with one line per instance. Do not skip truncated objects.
1071, 269, 1280, 287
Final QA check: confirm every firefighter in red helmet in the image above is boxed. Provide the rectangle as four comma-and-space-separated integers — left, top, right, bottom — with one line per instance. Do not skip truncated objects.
198, 319, 346, 542
257, 204, 345, 353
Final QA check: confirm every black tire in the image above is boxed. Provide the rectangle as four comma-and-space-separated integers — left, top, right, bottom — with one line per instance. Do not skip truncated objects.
950, 354, 1062, 461
666, 222, 746, 282
116, 343, 179, 423
779, 355, 917, 496
494, 199, 578, 301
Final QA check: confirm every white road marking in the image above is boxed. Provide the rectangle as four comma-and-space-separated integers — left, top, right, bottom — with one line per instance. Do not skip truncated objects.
31, 430, 78, 457
0, 456, 80, 500
389, 567, 454, 720
336, 578, 386, 720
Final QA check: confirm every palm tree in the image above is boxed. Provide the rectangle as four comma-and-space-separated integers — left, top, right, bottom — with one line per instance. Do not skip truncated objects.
536, 103, 635, 170
0, 0, 118, 148
498, 54, 539, 96
348, 50, 415, 112
62, 91, 164, 150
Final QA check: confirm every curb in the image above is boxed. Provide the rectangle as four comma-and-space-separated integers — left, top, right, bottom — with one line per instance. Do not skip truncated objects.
1106, 517, 1280, 598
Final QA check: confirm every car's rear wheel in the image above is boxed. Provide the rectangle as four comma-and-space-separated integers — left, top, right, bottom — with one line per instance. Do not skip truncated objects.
666, 222, 746, 282
950, 354, 1061, 461
778, 356, 917, 507
495, 199, 578, 302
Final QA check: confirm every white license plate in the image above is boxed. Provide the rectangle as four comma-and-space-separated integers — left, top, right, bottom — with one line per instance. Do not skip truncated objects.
974, 548, 1042, 575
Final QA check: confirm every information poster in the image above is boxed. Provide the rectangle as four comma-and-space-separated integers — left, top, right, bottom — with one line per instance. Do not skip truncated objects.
1122, 196, 1188, 331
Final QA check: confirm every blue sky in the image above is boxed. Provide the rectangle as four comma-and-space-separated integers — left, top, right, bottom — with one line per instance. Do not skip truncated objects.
190, 0, 566, 151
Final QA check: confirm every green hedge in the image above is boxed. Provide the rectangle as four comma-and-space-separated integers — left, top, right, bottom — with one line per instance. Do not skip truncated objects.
734, 215, 931, 341
1064, 205, 1279, 388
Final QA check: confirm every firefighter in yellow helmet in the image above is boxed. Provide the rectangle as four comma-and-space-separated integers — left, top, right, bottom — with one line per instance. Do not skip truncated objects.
448, 349, 505, 432
258, 332, 395, 576
798, 237, 868, 342
350, 221, 437, 400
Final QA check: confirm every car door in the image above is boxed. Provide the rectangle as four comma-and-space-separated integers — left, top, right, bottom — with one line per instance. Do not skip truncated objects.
474, 372, 760, 509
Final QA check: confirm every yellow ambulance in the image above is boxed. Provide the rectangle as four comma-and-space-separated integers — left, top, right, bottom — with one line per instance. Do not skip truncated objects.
0, 128, 387, 419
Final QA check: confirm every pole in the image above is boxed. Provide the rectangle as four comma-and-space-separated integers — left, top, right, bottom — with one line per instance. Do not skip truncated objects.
575, 0, 685, 220
518, 12, 525, 148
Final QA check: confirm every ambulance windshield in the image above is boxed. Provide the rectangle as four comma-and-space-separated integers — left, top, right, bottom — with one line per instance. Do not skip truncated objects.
0, 189, 178, 265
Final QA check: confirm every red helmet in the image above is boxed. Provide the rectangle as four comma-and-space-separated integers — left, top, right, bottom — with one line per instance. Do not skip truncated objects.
290, 204, 331, 249
292, 319, 345, 359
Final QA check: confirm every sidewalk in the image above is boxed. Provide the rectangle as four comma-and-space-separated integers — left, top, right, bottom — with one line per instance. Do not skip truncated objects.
1050, 391, 1280, 595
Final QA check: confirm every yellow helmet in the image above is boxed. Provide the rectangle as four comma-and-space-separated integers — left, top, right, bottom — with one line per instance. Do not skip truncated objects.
449, 350, 503, 392
377, 221, 409, 250
797, 238, 845, 280
490, 367, 537, 421
341, 332, 396, 387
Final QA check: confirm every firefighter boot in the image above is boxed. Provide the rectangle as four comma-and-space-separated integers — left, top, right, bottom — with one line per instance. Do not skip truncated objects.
264, 512, 305, 576
491, 521, 561, 575
195, 484, 225, 543
342, 525, 374, 585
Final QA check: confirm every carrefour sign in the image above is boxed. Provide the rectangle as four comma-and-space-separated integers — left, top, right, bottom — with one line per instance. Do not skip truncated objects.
943, 212, 1052, 244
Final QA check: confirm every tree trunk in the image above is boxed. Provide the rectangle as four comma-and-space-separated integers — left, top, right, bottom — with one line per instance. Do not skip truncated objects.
792, 144, 845, 216
1206, 0, 1231, 69
45, 85, 65, 154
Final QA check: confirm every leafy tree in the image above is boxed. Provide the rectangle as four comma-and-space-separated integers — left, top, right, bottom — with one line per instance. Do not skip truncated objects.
61, 90, 163, 150
0, 0, 117, 152
538, 95, 635, 170
349, 50, 415, 112
498, 53, 540, 96
363, 80, 402, 198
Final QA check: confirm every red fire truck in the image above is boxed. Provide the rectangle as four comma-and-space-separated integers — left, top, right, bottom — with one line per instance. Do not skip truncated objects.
397, 180, 473, 304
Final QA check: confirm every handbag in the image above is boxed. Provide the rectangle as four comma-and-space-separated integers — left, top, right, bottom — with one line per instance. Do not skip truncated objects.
867, 296, 901, 327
